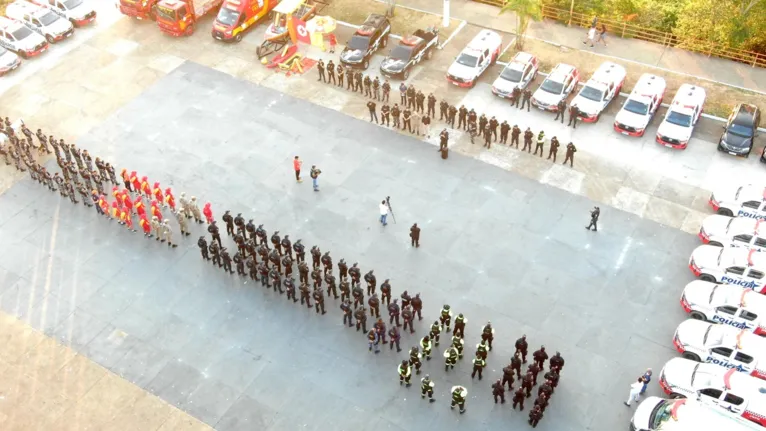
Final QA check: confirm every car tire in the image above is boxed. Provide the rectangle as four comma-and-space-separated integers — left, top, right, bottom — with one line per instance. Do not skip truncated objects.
235, 33, 243, 42
699, 274, 716, 283
17, 50, 27, 59
669, 393, 686, 400
46, 35, 55, 44
426, 48, 433, 60
70, 18, 81, 28
689, 311, 707, 321
362, 59, 369, 70
716, 208, 734, 217
403, 69, 410, 80
708, 241, 722, 247
682, 352, 701, 362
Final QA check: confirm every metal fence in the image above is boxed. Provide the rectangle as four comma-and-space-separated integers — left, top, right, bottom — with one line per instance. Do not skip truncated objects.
472, 1, 766, 68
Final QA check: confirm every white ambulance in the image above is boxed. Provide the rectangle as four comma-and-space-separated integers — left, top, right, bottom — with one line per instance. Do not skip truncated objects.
689, 246, 766, 294
570, 61, 626, 122
699, 215, 766, 251
710, 185, 766, 220
672, 319, 766, 381
681, 280, 766, 335
631, 396, 763, 431
659, 357, 766, 427
6, 1, 74, 44
656, 84, 706, 149
445, 29, 502, 88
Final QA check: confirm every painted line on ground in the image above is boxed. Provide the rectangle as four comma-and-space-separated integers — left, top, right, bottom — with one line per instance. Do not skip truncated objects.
439, 20, 467, 50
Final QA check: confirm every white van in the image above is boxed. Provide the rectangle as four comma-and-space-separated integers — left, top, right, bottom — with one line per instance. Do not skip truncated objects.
681, 280, 766, 335
659, 357, 766, 427
631, 396, 763, 431
6, 0, 74, 44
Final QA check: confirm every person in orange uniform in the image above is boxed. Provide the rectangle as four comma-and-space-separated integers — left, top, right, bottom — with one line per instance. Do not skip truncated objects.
130, 171, 140, 193
153, 182, 164, 204
121, 207, 135, 232
112, 185, 121, 200
139, 214, 152, 237
111, 201, 123, 224
203, 202, 214, 225
121, 168, 132, 191
121, 191, 133, 214
97, 194, 109, 217
164, 188, 176, 211
151, 200, 163, 221
135, 196, 146, 218
140, 176, 151, 198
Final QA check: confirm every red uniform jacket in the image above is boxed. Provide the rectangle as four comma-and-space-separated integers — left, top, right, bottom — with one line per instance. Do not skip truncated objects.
164, 191, 176, 210
153, 183, 163, 203
139, 217, 151, 233
135, 199, 146, 216
203, 203, 213, 223
130, 172, 140, 191
151, 203, 162, 220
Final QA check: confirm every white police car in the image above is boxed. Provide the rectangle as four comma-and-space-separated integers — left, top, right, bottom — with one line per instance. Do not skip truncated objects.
673, 319, 766, 381
570, 61, 626, 123
6, 1, 74, 44
613, 73, 666, 137
710, 185, 766, 220
0, 16, 48, 58
445, 29, 502, 88
29, 0, 97, 27
700, 215, 766, 251
491, 51, 539, 98
530, 63, 580, 112
656, 84, 706, 149
659, 357, 766, 427
0, 46, 21, 76
631, 396, 763, 431
681, 280, 766, 336
689, 246, 766, 294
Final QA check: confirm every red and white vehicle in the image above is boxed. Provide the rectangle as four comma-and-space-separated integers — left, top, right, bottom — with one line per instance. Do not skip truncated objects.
700, 216, 766, 251
445, 29, 502, 88
0, 16, 48, 58
656, 84, 706, 149
29, 0, 96, 27
570, 61, 625, 123
659, 357, 766, 427
689, 246, 766, 294
530, 63, 579, 112
680, 280, 766, 336
491, 51, 539, 98
613, 73, 666, 137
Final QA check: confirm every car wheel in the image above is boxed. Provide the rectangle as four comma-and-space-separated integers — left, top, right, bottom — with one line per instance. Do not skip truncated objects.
403, 69, 410, 79
716, 208, 734, 217
46, 35, 55, 44
669, 393, 686, 400
699, 274, 716, 283
362, 59, 369, 70
682, 352, 701, 362
689, 311, 707, 321
595, 113, 600, 122
17, 50, 27, 59
70, 18, 81, 28
426, 48, 433, 60
235, 33, 243, 42
708, 241, 722, 247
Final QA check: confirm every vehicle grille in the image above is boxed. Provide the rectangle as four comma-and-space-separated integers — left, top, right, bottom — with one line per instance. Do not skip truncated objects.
63, 29, 74, 38
212, 30, 224, 39
448, 75, 465, 83
660, 135, 680, 144
616, 123, 635, 132
34, 42, 46, 51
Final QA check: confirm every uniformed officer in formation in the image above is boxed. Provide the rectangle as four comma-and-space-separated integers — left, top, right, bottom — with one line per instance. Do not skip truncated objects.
554, 99, 567, 122
355, 306, 368, 333
367, 101, 378, 123
439, 304, 452, 332
548, 136, 560, 162
444, 345, 458, 371
453, 313, 466, 337
398, 360, 412, 387
450, 386, 467, 414
337, 64, 345, 88
563, 142, 577, 167
327, 61, 336, 85
492, 379, 505, 403
534, 131, 545, 156
317, 59, 326, 82
528, 404, 544, 427
568, 103, 580, 128
381, 104, 390, 126
522, 127, 534, 152
513, 386, 526, 411
502, 362, 516, 391
421, 375, 435, 402
521, 88, 532, 111
409, 346, 422, 375
382, 79, 390, 102
389, 325, 402, 352
388, 298, 401, 326
515, 335, 529, 363
511, 124, 521, 148
391, 103, 401, 128
313, 286, 326, 314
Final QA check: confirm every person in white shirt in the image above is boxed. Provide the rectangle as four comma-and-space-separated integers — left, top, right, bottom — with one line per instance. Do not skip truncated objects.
583, 26, 596, 48
624, 377, 644, 407
379, 200, 389, 226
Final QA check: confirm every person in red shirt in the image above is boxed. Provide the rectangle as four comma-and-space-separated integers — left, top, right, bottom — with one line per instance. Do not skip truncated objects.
97, 195, 109, 216
139, 214, 152, 237
140, 176, 151, 197
294, 156, 302, 182
135, 196, 146, 217
111, 201, 122, 224
203, 202, 214, 224
328, 33, 337, 53
152, 182, 163, 204
130, 171, 140, 193
121, 168, 132, 192
164, 188, 176, 211
121, 191, 133, 214
151, 200, 162, 220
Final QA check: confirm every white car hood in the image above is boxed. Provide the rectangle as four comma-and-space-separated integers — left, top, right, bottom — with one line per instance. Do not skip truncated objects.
614, 109, 648, 129
532, 88, 562, 105
683, 280, 716, 307
0, 50, 19, 67
48, 18, 73, 35
711, 187, 740, 205
492, 76, 520, 93
701, 214, 733, 237
658, 121, 692, 141
661, 357, 698, 389
571, 96, 603, 116
691, 245, 722, 269
18, 33, 46, 51
676, 319, 710, 346
71, 2, 96, 19
448, 62, 477, 80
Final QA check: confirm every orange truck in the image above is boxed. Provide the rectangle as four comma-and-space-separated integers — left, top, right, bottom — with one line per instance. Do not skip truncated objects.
155, 0, 224, 37
212, 0, 280, 42
119, 0, 161, 20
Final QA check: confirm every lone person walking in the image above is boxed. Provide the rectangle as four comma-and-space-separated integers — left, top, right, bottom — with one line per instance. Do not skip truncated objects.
379, 200, 389, 226
293, 156, 302, 183
585, 206, 600, 232
410, 223, 420, 247
624, 377, 644, 407
310, 165, 321, 192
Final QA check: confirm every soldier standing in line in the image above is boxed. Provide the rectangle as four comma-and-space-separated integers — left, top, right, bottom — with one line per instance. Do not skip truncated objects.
293, 239, 305, 263
457, 105, 468, 130
210, 241, 222, 266
513, 386, 526, 411
402, 306, 414, 334
298, 261, 309, 285
534, 130, 545, 156
420, 334, 433, 360
550, 351, 565, 373
221, 248, 235, 273
527, 362, 541, 386
175, 209, 190, 237
310, 246, 321, 268
367, 101, 378, 123
515, 335, 529, 363
363, 75, 372, 97
416, 90, 425, 114
341, 299, 353, 326
391, 103, 401, 128
528, 404, 544, 428
349, 263, 361, 286
488, 116, 499, 141
427, 93, 436, 118
467, 109, 477, 129
374, 318, 387, 344
354, 71, 363, 93
406, 85, 416, 110
511, 87, 521, 108
398, 360, 412, 387
257, 261, 270, 285
355, 306, 368, 333
499, 120, 510, 144
522, 127, 534, 152
346, 67, 354, 90
234, 213, 245, 236
453, 314, 466, 338
521, 88, 532, 111
478, 113, 488, 134
388, 299, 401, 327
282, 254, 294, 278
554, 99, 567, 122
447, 104, 457, 128
368, 293, 381, 318
534, 393, 549, 413
421, 375, 435, 402
402, 107, 412, 133
372, 77, 381, 100
439, 304, 452, 332
352, 283, 365, 309
382, 79, 391, 102
563, 142, 577, 167
439, 99, 449, 121
337, 64, 345, 88
311, 266, 322, 289
389, 325, 402, 352
409, 346, 423, 375
285, 277, 298, 302
429, 320, 441, 346
450, 386, 467, 414
492, 380, 506, 403
381, 104, 390, 126
325, 272, 338, 298
317, 59, 326, 82
451, 334, 464, 359
320, 252, 332, 275
281, 235, 292, 259
339, 279, 351, 302
483, 124, 492, 148
326, 60, 336, 85
379, 279, 391, 305
522, 372, 535, 398
364, 270, 376, 295
502, 363, 516, 391
444, 345, 458, 371
411, 293, 423, 321
548, 136, 560, 162
568, 103, 580, 129
299, 282, 312, 307
313, 286, 326, 314
234, 252, 246, 276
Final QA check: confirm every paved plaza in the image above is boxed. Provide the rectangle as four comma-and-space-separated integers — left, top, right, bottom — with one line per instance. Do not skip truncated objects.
0, 61, 702, 430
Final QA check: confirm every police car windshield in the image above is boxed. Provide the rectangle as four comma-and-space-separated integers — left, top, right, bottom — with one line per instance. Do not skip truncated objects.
540, 79, 564, 94
40, 11, 60, 26
390, 45, 412, 61
728, 122, 754, 138
624, 99, 649, 115
216, 7, 238, 26
348, 35, 370, 51
11, 26, 33, 40
649, 400, 673, 428
666, 111, 693, 127
456, 53, 478, 67
500, 66, 523, 82
63, 0, 84, 8
579, 85, 604, 102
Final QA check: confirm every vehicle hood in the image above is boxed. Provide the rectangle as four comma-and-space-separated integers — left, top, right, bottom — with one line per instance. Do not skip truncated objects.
683, 280, 717, 308
720, 131, 753, 149
570, 96, 602, 116
18, 32, 46, 50
340, 47, 364, 63
0, 50, 19, 69
447, 62, 477, 79
701, 214, 733, 238
71, 2, 96, 19
630, 396, 664, 430
657, 121, 692, 141
380, 57, 407, 73
614, 110, 648, 129
49, 18, 74, 35
691, 245, 723, 268
660, 357, 698, 389
532, 88, 562, 105
675, 319, 711, 347
710, 187, 739, 205
492, 76, 520, 93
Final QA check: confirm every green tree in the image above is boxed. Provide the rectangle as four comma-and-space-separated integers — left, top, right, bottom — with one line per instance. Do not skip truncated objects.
500, 0, 543, 50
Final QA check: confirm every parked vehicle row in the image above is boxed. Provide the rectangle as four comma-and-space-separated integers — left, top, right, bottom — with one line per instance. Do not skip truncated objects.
631, 396, 763, 431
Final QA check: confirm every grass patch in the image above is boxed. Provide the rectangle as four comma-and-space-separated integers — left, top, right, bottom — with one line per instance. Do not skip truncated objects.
323, 0, 461, 39
500, 38, 765, 119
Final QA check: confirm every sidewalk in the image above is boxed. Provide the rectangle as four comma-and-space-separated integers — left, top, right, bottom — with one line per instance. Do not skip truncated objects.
393, 0, 766, 93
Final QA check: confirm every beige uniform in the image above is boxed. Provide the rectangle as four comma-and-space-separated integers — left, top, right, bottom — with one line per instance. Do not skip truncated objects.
189, 198, 202, 222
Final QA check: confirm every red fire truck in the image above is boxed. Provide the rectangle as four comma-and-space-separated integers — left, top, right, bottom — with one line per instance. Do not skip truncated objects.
119, 0, 161, 20
155, 0, 223, 36
211, 0, 280, 42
